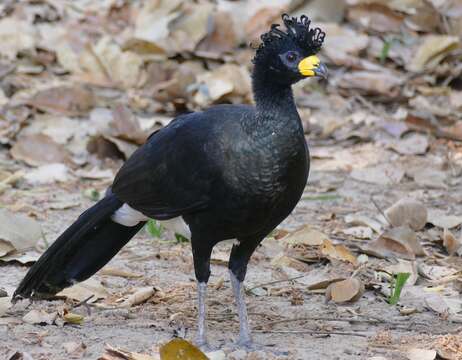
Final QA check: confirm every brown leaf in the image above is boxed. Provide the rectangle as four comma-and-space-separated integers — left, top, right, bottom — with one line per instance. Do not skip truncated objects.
271, 254, 308, 272
118, 287, 156, 308
408, 35, 459, 72
282, 224, 329, 246
347, 4, 404, 33
321, 24, 368, 66
160, 338, 207, 360
11, 134, 70, 166
0, 208, 42, 257
63, 341, 86, 357
338, 70, 403, 97
27, 86, 94, 116
427, 209, 462, 229
245, 6, 281, 43
360, 226, 424, 260
57, 278, 108, 302
194, 64, 251, 106
321, 239, 357, 266
385, 199, 428, 231
325, 278, 364, 303
196, 11, 237, 57
443, 229, 461, 255
111, 104, 147, 144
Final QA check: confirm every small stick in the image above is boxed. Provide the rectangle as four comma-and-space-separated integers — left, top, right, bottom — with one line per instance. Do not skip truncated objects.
254, 330, 368, 337
245, 275, 306, 294
370, 195, 391, 226
71, 295, 95, 316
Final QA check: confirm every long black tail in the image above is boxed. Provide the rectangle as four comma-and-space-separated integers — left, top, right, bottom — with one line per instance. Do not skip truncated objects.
13, 194, 144, 300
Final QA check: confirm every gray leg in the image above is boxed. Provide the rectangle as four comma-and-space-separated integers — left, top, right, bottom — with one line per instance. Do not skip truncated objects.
229, 269, 252, 346
195, 281, 208, 347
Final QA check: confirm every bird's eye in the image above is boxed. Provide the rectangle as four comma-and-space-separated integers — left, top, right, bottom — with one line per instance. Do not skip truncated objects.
286, 52, 297, 62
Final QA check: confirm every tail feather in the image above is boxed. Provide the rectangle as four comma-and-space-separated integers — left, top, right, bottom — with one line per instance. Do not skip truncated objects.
14, 194, 144, 300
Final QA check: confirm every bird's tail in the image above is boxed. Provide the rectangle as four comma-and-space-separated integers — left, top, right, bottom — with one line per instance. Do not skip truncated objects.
13, 194, 145, 301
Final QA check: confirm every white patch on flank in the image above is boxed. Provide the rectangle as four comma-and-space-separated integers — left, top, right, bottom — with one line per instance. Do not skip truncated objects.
111, 203, 148, 227
159, 217, 191, 240
112, 203, 191, 239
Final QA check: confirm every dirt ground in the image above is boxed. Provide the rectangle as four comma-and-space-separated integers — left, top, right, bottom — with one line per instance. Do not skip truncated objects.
1, 137, 462, 360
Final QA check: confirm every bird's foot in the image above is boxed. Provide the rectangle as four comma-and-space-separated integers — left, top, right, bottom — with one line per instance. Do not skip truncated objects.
233, 336, 258, 351
231, 338, 289, 356
195, 338, 216, 353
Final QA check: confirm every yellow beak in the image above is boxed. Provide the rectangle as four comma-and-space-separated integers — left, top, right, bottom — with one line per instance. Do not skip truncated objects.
298, 55, 328, 79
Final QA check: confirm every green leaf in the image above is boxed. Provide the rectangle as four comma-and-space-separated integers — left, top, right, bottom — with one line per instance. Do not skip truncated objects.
83, 188, 100, 201
388, 272, 411, 305
174, 233, 189, 243
146, 220, 163, 238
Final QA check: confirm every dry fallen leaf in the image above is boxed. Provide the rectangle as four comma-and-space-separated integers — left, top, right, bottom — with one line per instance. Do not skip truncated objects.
321, 239, 357, 266
325, 278, 364, 303
282, 224, 329, 246
271, 254, 307, 272
63, 341, 86, 356
427, 209, 462, 229
424, 293, 449, 315
385, 199, 428, 231
344, 214, 383, 233
0, 208, 42, 257
338, 70, 403, 97
347, 3, 404, 33
409, 168, 447, 189
22, 309, 57, 325
360, 226, 424, 260
160, 338, 207, 360
11, 134, 70, 167
194, 64, 251, 106
27, 86, 94, 116
408, 35, 459, 72
342, 226, 373, 240
57, 278, 109, 302
443, 229, 461, 255
103, 344, 159, 360
407, 348, 436, 360
388, 133, 429, 156
349, 163, 404, 186
0, 296, 11, 317
118, 287, 156, 308
23, 163, 70, 185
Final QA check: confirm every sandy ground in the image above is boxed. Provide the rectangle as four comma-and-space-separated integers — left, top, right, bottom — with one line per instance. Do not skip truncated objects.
1, 140, 461, 360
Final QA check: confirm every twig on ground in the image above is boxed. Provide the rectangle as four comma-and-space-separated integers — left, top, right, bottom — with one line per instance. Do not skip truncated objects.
254, 329, 369, 337
370, 195, 391, 226
245, 275, 306, 294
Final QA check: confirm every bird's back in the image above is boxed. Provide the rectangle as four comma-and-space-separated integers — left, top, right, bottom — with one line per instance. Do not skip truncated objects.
112, 103, 308, 240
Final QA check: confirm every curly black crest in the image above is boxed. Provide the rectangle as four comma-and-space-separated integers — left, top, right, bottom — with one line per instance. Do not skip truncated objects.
253, 14, 326, 63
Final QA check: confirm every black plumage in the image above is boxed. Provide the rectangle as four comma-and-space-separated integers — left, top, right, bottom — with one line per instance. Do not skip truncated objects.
14, 14, 326, 349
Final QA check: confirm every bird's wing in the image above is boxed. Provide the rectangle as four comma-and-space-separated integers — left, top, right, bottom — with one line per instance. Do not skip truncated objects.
111, 113, 219, 219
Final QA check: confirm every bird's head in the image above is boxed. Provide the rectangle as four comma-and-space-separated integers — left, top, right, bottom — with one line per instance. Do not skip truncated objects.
253, 14, 327, 85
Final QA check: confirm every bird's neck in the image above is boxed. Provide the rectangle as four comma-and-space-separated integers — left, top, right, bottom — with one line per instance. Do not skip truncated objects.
250, 70, 301, 135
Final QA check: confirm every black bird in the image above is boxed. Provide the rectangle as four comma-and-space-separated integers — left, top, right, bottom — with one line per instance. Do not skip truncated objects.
14, 14, 326, 349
